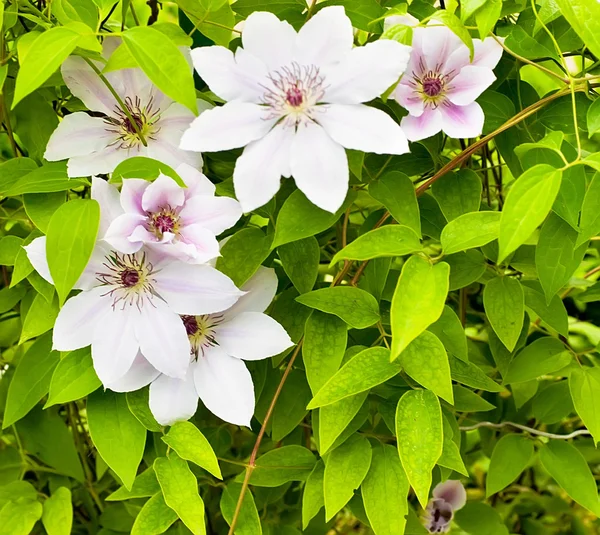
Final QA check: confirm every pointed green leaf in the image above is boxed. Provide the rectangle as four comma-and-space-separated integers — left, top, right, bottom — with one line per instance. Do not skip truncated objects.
570, 367, 600, 446
278, 236, 320, 294
483, 277, 524, 352
246, 446, 316, 487
131, 493, 178, 535
554, 0, 600, 59
319, 392, 368, 454
428, 305, 468, 362
486, 435, 534, 497
504, 337, 570, 384
440, 211, 501, 255
432, 169, 482, 221
42, 487, 73, 535
302, 461, 325, 529
220, 482, 261, 535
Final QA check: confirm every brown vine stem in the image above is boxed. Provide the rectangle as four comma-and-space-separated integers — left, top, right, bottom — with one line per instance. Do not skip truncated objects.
227, 340, 303, 534
459, 421, 591, 440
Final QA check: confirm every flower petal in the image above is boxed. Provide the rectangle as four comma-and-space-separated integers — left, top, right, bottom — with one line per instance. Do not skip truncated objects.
400, 108, 443, 141
67, 145, 133, 178
120, 179, 148, 215
290, 122, 348, 213
216, 312, 293, 361
318, 103, 409, 155
177, 163, 215, 197
145, 140, 203, 176
473, 37, 504, 69
194, 346, 255, 426
179, 196, 242, 234
324, 40, 411, 104
52, 287, 111, 351
141, 174, 185, 212
233, 122, 294, 213
179, 101, 276, 153
44, 113, 115, 162
446, 65, 496, 106
242, 11, 296, 70
420, 25, 463, 69
105, 352, 160, 393
433, 480, 467, 511
92, 177, 124, 237
155, 263, 243, 315
393, 82, 425, 117
225, 266, 278, 316
24, 237, 53, 284
149, 372, 199, 426
440, 101, 485, 139
295, 6, 353, 66
175, 224, 221, 263
91, 306, 139, 385
104, 213, 147, 254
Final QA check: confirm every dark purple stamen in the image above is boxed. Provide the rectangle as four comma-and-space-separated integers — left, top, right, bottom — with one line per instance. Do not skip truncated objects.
423, 77, 443, 97
182, 315, 199, 336
154, 214, 175, 233
286, 86, 303, 107
120, 268, 140, 287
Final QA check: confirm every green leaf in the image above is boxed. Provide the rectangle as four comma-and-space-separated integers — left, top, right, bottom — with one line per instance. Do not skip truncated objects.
522, 282, 569, 337
296, 287, 380, 329
587, 97, 600, 135
45, 347, 101, 407
273, 190, 356, 247
216, 228, 272, 287
446, 250, 487, 291
455, 502, 509, 535
307, 347, 398, 409
395, 390, 443, 508
231, 0, 304, 27
162, 421, 222, 479
122, 26, 197, 113
3, 333, 59, 428
107, 468, 161, 501
486, 435, 534, 497
460, 0, 487, 21
441, 211, 501, 255
302, 461, 325, 529
504, 337, 570, 384
569, 367, 600, 446
453, 384, 496, 412
428, 305, 468, 362
539, 440, 600, 515
533, 381, 573, 424
87, 390, 146, 490
179, 1, 236, 46
319, 392, 368, 454
438, 434, 468, 476
449, 354, 504, 392
331, 225, 421, 265
272, 369, 312, 441
0, 286, 27, 314
400, 331, 453, 404
110, 157, 186, 187
483, 277, 524, 352
0, 236, 25, 266
430, 10, 474, 59
576, 171, 600, 247
154, 455, 206, 535
0, 499, 43, 535
317, 0, 383, 32
278, 237, 320, 294
475, 0, 502, 38
42, 487, 73, 535
23, 193, 65, 234
361, 443, 409, 535
246, 446, 316, 487
126, 388, 161, 432
13, 28, 80, 107
4, 163, 86, 196
46, 199, 100, 305
220, 482, 262, 535
324, 435, 372, 520
303, 310, 347, 395
368, 171, 421, 236
391, 256, 450, 360
554, 0, 600, 59
131, 493, 178, 535
498, 164, 563, 263
536, 213, 586, 303
432, 169, 482, 221
19, 292, 59, 344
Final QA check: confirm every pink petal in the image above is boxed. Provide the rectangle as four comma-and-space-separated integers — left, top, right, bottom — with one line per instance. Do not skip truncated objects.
120, 179, 148, 214
440, 101, 485, 139
176, 224, 221, 263
91, 177, 123, 237
400, 108, 443, 141
473, 37, 504, 69
446, 65, 496, 106
432, 480, 467, 511
179, 196, 242, 234
394, 82, 425, 117
421, 25, 464, 69
104, 213, 147, 254
141, 174, 185, 213
176, 163, 216, 197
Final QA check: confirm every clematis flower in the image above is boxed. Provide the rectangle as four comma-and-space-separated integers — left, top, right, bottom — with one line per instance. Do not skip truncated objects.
24, 178, 243, 386
179, 6, 411, 214
392, 24, 503, 141
422, 480, 467, 533
109, 267, 294, 427
104, 164, 242, 264
45, 40, 207, 177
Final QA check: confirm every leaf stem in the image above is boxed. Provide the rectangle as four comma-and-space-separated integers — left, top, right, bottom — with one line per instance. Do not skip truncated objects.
459, 420, 590, 440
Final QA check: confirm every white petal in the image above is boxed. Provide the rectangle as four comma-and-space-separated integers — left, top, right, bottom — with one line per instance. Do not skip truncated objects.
393, 82, 425, 117
52, 287, 111, 351
179, 101, 276, 153
433, 480, 467, 511
141, 174, 185, 212
105, 352, 160, 393
155, 263, 243, 315
44, 113, 115, 162
67, 145, 132, 177
149, 372, 199, 426
473, 37, 504, 69
446, 65, 496, 106
233, 123, 294, 213
440, 102, 485, 139
421, 25, 463, 68
175, 224, 221, 263
225, 266, 278, 316
91, 177, 124, 237
242, 11, 296, 70
134, 298, 191, 379
216, 312, 293, 361
120, 179, 148, 214
179, 196, 242, 234
145, 139, 202, 176
104, 213, 147, 254
295, 6, 353, 66
194, 347, 255, 426
91, 307, 139, 385
318, 103, 409, 155
290, 122, 348, 213
324, 40, 411, 104
61, 56, 118, 116
75, 241, 113, 290
23, 237, 53, 284
400, 108, 443, 141
177, 163, 216, 197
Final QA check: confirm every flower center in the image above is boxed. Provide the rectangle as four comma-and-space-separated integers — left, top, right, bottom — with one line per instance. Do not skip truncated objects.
147, 207, 180, 240
262, 63, 326, 127
182, 314, 222, 357
96, 252, 155, 309
422, 76, 443, 97
104, 96, 161, 149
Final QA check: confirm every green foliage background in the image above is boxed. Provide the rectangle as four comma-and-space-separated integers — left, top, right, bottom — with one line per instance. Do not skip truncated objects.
1, 0, 600, 534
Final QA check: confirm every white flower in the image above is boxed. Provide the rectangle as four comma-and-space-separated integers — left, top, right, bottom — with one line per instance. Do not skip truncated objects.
104, 164, 242, 264
45, 40, 207, 177
109, 267, 294, 427
179, 6, 411, 214
24, 178, 243, 386
423, 480, 467, 533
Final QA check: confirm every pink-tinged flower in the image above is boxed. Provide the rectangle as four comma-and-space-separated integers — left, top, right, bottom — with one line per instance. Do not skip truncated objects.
109, 267, 293, 427
24, 178, 243, 386
422, 480, 467, 533
44, 40, 207, 177
179, 7, 411, 214
104, 164, 242, 264
393, 24, 503, 141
